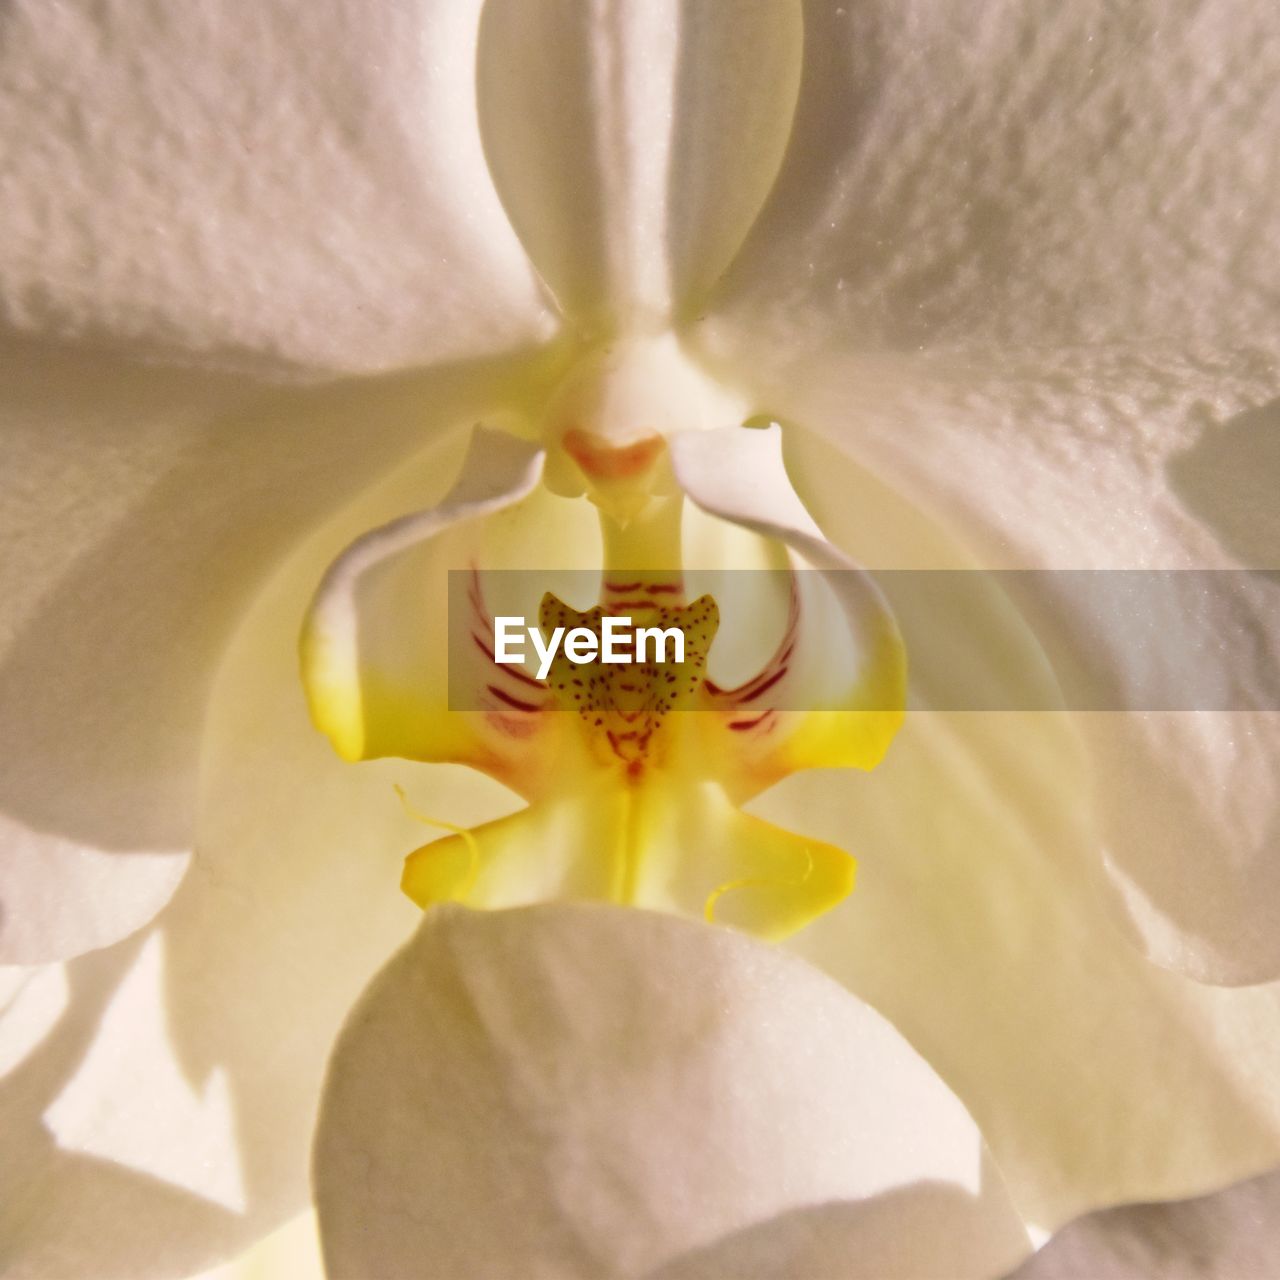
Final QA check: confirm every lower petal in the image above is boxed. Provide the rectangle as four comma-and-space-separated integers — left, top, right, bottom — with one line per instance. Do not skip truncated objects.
313, 904, 1031, 1280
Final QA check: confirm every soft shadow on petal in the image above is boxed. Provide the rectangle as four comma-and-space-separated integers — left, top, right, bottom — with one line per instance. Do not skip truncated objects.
1004, 1165, 1280, 1280
314, 904, 1030, 1280
0, 340, 547, 964
0, 940, 242, 1280
737, 431, 1280, 1228
704, 0, 1279, 355
646, 1170, 1029, 1280
0, 0, 555, 373
477, 0, 802, 332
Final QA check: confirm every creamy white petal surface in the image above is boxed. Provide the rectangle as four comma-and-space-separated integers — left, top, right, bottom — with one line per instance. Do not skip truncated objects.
0, 425, 547, 1278
0, 0, 1275, 1276
314, 904, 1031, 1280
477, 0, 802, 332
708, 0, 1278, 355
0, 0, 554, 373
1004, 1165, 1280, 1280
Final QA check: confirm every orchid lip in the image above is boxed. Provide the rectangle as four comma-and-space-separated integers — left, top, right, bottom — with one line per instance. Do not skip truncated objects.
302, 421, 905, 940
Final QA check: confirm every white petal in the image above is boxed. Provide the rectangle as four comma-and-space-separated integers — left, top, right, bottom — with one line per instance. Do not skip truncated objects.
695, 341, 1280, 984
0, 0, 554, 373
0, 425, 535, 1277
314, 904, 1030, 1280
0, 835, 188, 965
476, 0, 803, 331
704, 1, 1278, 355
1005, 1166, 1280, 1280
646, 1183, 1030, 1280
0, 341, 526, 964
737, 431, 1280, 1228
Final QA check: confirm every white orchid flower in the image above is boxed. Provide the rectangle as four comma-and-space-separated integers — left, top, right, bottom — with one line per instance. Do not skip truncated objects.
2, 1, 1279, 1277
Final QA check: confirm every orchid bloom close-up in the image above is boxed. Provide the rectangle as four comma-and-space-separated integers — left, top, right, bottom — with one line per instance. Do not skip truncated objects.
2, 2, 1280, 1278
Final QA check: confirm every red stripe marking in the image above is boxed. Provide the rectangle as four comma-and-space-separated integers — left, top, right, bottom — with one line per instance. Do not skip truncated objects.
738, 666, 788, 704
472, 634, 546, 688
728, 710, 776, 731
486, 685, 543, 714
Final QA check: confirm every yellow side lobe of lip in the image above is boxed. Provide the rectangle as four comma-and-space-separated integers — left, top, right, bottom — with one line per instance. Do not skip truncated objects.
401, 775, 856, 943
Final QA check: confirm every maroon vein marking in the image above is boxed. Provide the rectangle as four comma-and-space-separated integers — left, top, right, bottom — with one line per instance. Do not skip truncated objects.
472, 633, 545, 689
486, 685, 542, 714
727, 710, 777, 732
737, 666, 789, 704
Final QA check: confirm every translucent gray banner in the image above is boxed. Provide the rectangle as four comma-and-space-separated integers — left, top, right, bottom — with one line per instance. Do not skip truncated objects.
447, 569, 1280, 712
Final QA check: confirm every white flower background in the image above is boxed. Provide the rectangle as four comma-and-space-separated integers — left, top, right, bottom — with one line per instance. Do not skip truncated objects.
1, 1, 1279, 1277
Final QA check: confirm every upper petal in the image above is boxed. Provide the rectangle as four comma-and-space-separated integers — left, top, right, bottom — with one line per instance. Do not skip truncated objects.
476, 0, 803, 334
702, 0, 1279, 356
314, 903, 1030, 1279
0, 0, 555, 373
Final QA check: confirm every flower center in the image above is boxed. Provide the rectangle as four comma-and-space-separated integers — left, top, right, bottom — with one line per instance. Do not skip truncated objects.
540, 332, 747, 521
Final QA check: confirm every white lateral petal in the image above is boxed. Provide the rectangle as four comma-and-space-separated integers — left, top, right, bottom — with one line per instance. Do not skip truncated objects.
735, 430, 1280, 1226
314, 904, 1030, 1280
1, 427, 528, 1277
0, 339, 521, 960
739, 354, 1280, 985
477, 0, 802, 332
0, 0, 554, 373
705, 0, 1279, 357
